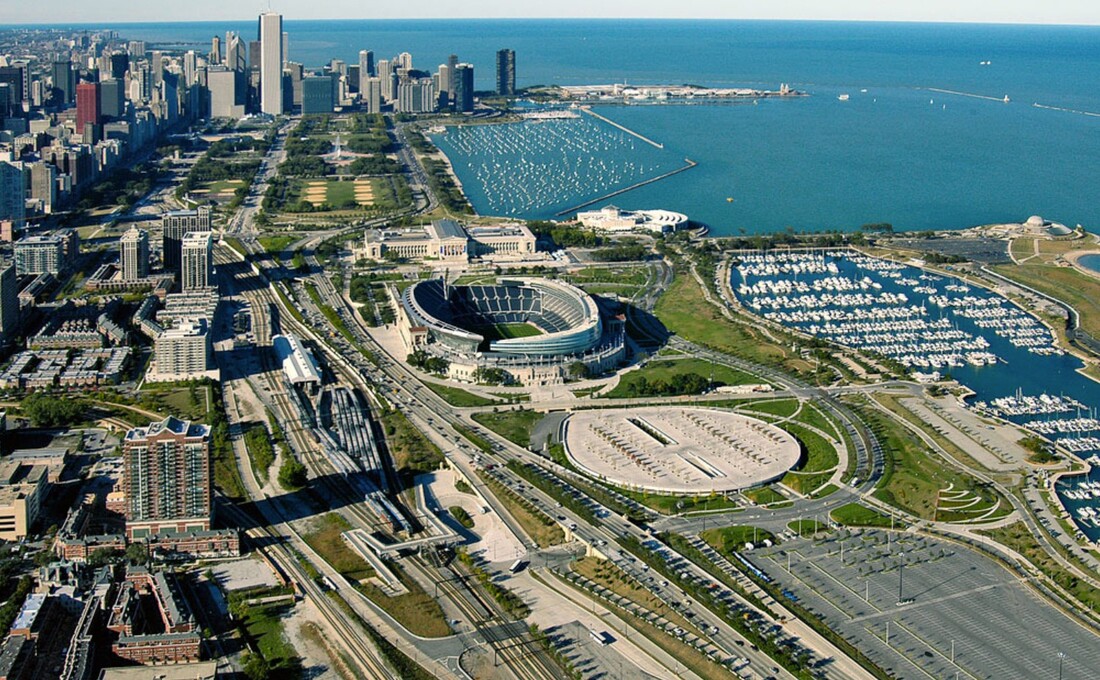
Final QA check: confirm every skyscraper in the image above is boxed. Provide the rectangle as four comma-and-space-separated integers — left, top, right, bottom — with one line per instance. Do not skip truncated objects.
359, 49, 374, 81
258, 12, 283, 116
208, 68, 244, 118
120, 227, 150, 281
100, 79, 125, 119
454, 63, 474, 113
51, 61, 75, 105
210, 35, 222, 65
377, 59, 393, 101
446, 54, 459, 100
180, 231, 214, 291
363, 77, 382, 114
162, 206, 211, 272
123, 416, 212, 538
0, 262, 19, 340
302, 74, 336, 114
437, 63, 451, 107
0, 162, 24, 232
496, 49, 516, 96
76, 81, 101, 133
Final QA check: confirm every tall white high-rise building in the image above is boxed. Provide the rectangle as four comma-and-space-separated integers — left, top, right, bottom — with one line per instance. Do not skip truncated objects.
181, 231, 214, 291
377, 59, 393, 101
258, 12, 283, 116
120, 227, 150, 281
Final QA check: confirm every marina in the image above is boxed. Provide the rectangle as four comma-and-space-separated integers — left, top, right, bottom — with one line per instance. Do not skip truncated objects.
430, 114, 679, 218
729, 250, 1100, 539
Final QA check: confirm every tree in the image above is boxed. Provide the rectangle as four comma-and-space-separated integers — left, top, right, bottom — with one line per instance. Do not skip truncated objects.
125, 542, 149, 565
242, 653, 270, 680
278, 458, 308, 489
567, 362, 589, 380
21, 393, 86, 427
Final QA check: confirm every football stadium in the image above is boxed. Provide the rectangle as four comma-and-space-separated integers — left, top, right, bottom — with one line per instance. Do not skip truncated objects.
398, 278, 626, 384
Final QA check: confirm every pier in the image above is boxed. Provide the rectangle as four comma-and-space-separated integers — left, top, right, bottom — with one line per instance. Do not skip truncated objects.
1033, 102, 1100, 119
554, 158, 698, 217
580, 106, 665, 148
926, 87, 1010, 103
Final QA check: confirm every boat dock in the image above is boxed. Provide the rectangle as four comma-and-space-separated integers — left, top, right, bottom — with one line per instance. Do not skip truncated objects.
554, 158, 698, 217
580, 106, 665, 149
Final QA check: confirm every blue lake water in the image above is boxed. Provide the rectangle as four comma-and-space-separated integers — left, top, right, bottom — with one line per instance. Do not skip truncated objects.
1076, 254, 1100, 275
59, 19, 1100, 234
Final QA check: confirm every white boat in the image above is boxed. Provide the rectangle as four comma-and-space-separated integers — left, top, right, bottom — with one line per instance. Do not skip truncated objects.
838, 94, 850, 101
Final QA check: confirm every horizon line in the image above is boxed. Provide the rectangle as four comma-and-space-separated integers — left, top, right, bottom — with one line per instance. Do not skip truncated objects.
3, 17, 1100, 28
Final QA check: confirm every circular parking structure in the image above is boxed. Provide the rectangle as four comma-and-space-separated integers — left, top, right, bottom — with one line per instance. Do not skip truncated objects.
562, 407, 801, 496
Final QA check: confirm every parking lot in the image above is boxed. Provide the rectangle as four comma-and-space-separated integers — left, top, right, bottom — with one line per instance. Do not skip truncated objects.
752, 529, 1100, 679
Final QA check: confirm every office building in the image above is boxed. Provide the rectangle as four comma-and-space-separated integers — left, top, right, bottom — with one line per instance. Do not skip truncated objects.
182, 50, 198, 87
180, 231, 213, 291
51, 61, 75, 105
109, 52, 129, 79
210, 35, 222, 65
14, 234, 66, 276
437, 63, 451, 107
363, 77, 382, 113
28, 162, 57, 214
0, 65, 26, 103
0, 161, 24, 231
154, 319, 211, 378
496, 49, 516, 96
0, 461, 48, 541
76, 81, 101, 134
454, 63, 475, 113
358, 49, 374, 84
100, 78, 125, 119
120, 227, 150, 281
207, 67, 244, 118
0, 262, 19, 339
397, 79, 437, 114
123, 415, 212, 537
258, 12, 283, 116
446, 54, 459, 99
377, 59, 393, 101
161, 207, 210, 271
302, 74, 336, 114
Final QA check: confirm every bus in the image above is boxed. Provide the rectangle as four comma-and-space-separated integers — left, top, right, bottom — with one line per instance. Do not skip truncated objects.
509, 559, 528, 573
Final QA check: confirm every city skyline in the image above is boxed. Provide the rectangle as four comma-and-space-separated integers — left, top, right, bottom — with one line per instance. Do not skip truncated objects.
4, 1, 1100, 25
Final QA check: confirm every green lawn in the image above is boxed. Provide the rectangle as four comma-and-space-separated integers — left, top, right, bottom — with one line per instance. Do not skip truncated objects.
475, 322, 545, 341
849, 397, 1008, 521
743, 486, 786, 506
654, 268, 813, 375
471, 409, 544, 447
301, 513, 374, 582
229, 587, 302, 679
604, 357, 758, 399
700, 525, 775, 551
423, 381, 499, 407
259, 235, 297, 254
830, 502, 897, 528
991, 262, 1100, 338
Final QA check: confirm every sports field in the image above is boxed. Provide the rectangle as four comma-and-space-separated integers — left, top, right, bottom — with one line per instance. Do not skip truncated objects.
476, 323, 545, 341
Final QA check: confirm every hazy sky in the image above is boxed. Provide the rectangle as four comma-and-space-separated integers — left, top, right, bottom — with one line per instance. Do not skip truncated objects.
3, 0, 1099, 25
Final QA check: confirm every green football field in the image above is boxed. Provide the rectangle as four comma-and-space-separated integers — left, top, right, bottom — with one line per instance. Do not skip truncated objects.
476, 322, 546, 341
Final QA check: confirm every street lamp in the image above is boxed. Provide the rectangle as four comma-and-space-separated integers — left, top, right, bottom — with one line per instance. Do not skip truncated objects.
1057, 651, 1066, 680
